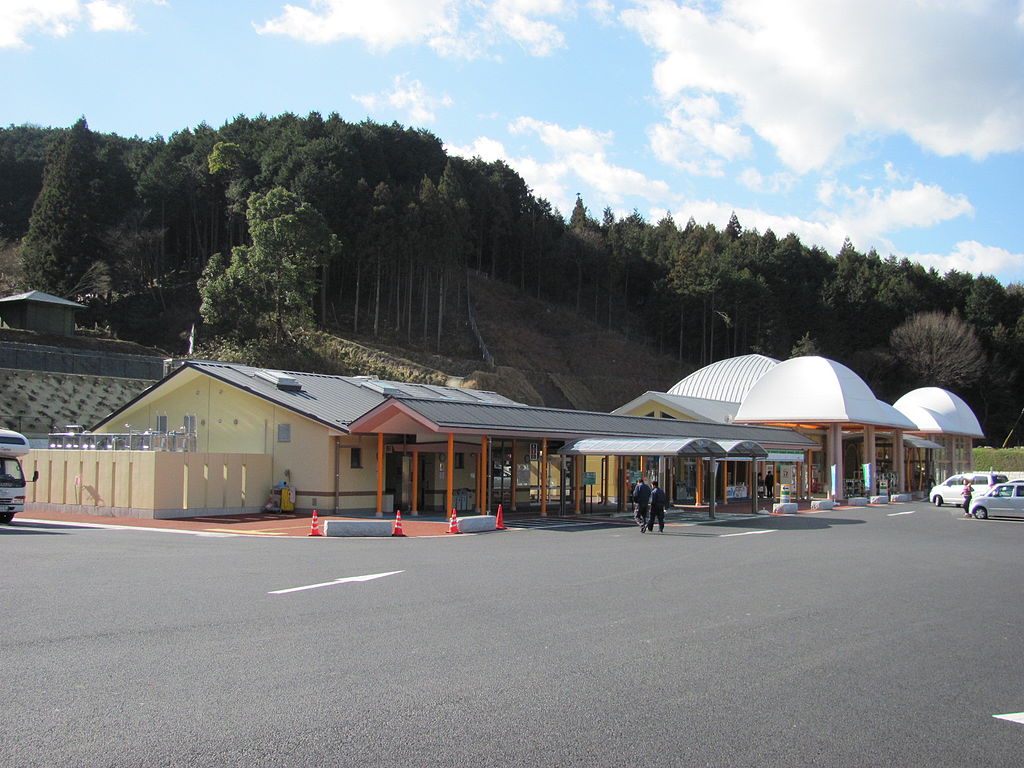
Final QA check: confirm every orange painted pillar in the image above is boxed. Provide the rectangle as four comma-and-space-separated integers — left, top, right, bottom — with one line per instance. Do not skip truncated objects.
411, 449, 420, 515
446, 432, 454, 515
540, 438, 548, 517
376, 432, 384, 517
696, 458, 704, 505
481, 435, 489, 514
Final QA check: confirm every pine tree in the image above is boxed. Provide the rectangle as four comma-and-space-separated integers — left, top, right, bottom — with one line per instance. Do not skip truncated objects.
20, 118, 103, 296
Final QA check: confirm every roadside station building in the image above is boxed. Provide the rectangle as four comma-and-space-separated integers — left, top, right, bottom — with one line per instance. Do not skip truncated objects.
25, 360, 814, 519
614, 354, 983, 502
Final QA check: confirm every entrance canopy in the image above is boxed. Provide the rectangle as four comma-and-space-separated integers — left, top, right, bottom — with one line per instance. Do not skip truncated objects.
904, 434, 944, 450
558, 437, 728, 457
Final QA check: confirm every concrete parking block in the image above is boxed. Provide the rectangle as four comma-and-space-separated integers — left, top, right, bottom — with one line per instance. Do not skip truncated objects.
454, 514, 497, 532
870, 495, 890, 504
847, 497, 868, 506
810, 499, 836, 510
324, 519, 393, 537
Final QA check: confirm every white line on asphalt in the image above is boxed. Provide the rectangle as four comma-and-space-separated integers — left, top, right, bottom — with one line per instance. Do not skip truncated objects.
719, 530, 776, 537
268, 570, 405, 594
993, 712, 1024, 725
17, 518, 236, 537
887, 511, 915, 516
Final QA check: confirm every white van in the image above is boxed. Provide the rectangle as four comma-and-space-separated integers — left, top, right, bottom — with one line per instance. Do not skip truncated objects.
929, 472, 1008, 507
0, 429, 37, 524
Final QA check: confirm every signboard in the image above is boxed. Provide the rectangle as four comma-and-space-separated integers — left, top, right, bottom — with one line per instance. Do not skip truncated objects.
765, 450, 804, 462
529, 442, 539, 461
583, 471, 597, 486
862, 463, 871, 491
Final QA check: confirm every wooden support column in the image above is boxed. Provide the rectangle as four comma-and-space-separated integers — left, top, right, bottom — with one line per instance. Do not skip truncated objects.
376, 432, 384, 517
540, 439, 548, 517
696, 457, 704, 505
445, 432, 454, 515
411, 449, 419, 515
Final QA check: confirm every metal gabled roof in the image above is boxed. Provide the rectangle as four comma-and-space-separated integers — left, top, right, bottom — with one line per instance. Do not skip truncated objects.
352, 396, 816, 447
0, 290, 84, 309
93, 361, 524, 433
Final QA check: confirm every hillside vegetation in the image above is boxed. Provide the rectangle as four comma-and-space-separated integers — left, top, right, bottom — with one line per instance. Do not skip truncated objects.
1, 114, 1022, 443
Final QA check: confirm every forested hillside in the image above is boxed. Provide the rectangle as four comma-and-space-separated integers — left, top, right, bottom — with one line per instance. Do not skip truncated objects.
1, 114, 1021, 443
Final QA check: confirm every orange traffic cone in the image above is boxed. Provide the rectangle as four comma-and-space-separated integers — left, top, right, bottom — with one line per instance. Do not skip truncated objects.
448, 508, 461, 534
308, 509, 322, 536
495, 503, 506, 530
392, 509, 406, 537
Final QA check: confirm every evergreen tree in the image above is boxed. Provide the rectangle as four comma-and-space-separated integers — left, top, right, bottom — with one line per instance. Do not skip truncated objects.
20, 118, 104, 296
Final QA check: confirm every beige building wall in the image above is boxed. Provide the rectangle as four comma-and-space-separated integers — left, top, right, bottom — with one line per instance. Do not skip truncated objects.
25, 449, 272, 519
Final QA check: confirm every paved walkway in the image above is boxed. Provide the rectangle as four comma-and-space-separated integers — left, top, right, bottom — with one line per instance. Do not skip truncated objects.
15, 498, 871, 537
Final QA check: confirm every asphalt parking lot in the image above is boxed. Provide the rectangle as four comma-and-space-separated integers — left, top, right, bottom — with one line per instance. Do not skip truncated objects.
4, 500, 1023, 767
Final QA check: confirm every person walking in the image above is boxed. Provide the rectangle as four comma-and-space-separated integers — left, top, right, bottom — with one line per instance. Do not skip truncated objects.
632, 476, 651, 529
961, 478, 974, 517
644, 480, 668, 533
764, 470, 775, 502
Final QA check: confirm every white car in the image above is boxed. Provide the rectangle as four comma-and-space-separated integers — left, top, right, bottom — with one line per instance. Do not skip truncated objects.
970, 483, 1024, 519
930, 472, 1008, 506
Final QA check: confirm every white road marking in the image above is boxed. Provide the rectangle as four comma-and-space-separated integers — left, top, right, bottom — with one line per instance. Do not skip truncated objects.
269, 570, 405, 594
993, 712, 1024, 725
719, 529, 776, 538
887, 511, 915, 516
16, 518, 235, 537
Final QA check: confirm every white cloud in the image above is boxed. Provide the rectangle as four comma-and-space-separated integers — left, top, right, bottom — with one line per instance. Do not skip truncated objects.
258, 0, 572, 57
738, 167, 795, 195
1, 0, 81, 47
910, 241, 1024, 281
353, 75, 452, 125
623, 0, 1024, 172
1, 0, 151, 47
86, 1, 134, 32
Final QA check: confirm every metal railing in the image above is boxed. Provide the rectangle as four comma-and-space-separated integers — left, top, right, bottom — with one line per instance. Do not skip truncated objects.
46, 430, 197, 452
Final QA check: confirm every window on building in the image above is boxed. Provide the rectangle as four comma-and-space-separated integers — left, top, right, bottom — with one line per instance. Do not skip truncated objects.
351, 447, 362, 468
156, 414, 168, 432
183, 414, 197, 433
277, 424, 291, 442
455, 452, 464, 469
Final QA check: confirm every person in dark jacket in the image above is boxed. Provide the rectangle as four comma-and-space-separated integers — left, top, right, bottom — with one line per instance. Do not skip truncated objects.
644, 480, 668, 533
764, 470, 775, 502
632, 477, 651, 527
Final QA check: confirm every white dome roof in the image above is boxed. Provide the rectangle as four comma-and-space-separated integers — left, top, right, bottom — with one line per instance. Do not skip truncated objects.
893, 387, 983, 438
735, 356, 916, 428
669, 354, 779, 404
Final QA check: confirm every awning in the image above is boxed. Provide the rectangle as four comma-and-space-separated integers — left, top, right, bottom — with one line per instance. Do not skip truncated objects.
904, 435, 943, 450
715, 439, 768, 458
557, 437, 727, 457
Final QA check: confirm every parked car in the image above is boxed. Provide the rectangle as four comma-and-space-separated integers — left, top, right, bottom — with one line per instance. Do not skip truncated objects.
970, 483, 1024, 519
930, 472, 1008, 506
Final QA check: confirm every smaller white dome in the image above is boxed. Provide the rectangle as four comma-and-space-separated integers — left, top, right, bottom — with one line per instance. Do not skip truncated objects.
893, 387, 983, 438
735, 356, 916, 428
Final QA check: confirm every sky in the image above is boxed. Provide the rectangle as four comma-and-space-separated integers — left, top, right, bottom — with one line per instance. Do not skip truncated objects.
3, 0, 1024, 285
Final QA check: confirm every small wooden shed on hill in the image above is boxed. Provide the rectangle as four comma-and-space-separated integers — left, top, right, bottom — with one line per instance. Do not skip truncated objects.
0, 290, 84, 336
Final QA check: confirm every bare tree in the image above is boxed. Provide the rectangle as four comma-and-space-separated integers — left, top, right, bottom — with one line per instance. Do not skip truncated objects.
889, 311, 985, 389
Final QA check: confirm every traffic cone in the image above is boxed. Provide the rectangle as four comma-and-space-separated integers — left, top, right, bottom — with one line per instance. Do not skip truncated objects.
448, 508, 461, 534
392, 509, 406, 537
495, 503, 506, 530
308, 509, 322, 536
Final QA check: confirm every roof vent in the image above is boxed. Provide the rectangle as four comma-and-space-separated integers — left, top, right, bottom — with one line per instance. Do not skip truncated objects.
255, 369, 303, 391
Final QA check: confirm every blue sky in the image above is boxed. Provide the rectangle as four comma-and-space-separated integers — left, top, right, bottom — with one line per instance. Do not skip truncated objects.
3, 0, 1023, 284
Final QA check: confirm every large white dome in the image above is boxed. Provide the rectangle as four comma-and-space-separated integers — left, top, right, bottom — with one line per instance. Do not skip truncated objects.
735, 356, 916, 428
893, 387, 983, 438
668, 354, 778, 404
